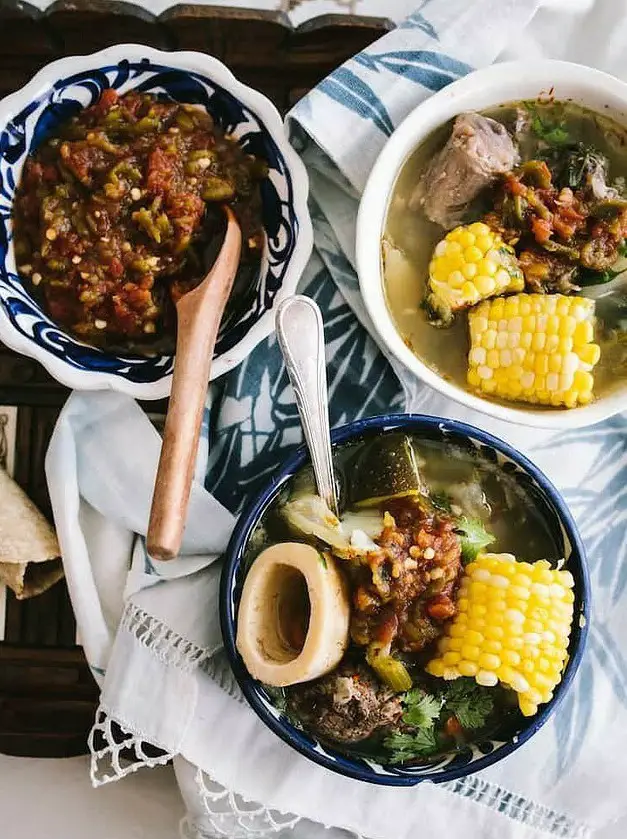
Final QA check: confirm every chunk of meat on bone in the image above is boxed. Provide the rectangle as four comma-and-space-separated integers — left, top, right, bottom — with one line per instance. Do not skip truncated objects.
286, 662, 402, 744
410, 112, 519, 229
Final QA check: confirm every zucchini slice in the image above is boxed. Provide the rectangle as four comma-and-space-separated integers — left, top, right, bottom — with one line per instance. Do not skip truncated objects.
350, 434, 426, 508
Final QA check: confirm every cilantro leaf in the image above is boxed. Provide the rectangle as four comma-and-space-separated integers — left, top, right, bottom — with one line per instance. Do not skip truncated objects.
542, 125, 570, 145
531, 115, 544, 136
455, 516, 495, 563
402, 689, 442, 729
442, 679, 494, 730
383, 688, 443, 764
529, 107, 570, 146
383, 728, 438, 764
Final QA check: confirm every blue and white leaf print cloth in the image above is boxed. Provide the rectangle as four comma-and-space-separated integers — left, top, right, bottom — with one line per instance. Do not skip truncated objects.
45, 2, 627, 838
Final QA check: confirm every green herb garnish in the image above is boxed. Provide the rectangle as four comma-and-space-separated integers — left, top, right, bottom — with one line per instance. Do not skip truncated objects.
402, 688, 442, 729
382, 679, 496, 765
536, 121, 569, 146
383, 728, 438, 763
382, 689, 441, 764
527, 103, 570, 146
442, 679, 495, 730
455, 516, 495, 563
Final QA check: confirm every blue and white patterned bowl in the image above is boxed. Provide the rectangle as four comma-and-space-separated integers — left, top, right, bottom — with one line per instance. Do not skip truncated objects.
220, 414, 590, 786
0, 45, 312, 399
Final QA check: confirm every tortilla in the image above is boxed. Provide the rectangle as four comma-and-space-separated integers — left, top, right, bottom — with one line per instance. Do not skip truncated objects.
0, 466, 63, 599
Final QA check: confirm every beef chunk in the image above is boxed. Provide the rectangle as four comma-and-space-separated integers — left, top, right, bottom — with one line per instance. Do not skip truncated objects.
287, 662, 403, 744
410, 112, 519, 229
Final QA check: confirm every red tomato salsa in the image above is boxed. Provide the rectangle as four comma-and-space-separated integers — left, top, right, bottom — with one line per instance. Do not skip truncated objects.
12, 89, 267, 349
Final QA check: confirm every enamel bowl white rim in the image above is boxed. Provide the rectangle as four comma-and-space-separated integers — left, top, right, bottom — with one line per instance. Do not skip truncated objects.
0, 44, 313, 400
356, 60, 627, 429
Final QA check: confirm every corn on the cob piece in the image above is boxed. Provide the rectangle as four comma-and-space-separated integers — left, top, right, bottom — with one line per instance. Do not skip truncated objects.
467, 293, 601, 408
426, 552, 575, 716
426, 222, 524, 325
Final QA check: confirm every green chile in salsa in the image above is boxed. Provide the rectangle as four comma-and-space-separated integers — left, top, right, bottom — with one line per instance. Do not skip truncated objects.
13, 88, 268, 351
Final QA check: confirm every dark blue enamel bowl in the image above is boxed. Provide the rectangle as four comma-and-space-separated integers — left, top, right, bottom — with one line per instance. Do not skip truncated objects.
220, 414, 589, 786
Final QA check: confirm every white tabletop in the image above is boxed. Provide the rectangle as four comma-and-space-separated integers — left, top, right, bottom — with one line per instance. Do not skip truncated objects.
0, 754, 183, 839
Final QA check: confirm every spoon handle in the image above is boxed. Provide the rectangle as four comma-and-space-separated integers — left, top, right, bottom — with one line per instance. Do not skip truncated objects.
276, 295, 339, 516
147, 208, 242, 561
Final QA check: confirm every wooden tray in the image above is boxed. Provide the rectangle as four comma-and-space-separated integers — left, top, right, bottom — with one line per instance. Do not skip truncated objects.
0, 0, 393, 758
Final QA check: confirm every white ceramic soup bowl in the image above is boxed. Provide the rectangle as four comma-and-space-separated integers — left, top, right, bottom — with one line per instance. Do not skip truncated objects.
356, 60, 627, 429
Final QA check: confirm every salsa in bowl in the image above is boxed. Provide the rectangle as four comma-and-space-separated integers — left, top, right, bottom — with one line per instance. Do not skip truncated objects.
0, 45, 312, 398
13, 88, 267, 354
220, 414, 589, 785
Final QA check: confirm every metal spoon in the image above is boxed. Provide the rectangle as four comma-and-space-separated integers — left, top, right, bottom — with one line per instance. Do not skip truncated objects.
275, 295, 339, 516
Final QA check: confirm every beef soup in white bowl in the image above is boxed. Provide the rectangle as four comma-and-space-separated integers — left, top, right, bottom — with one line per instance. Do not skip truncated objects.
356, 61, 627, 428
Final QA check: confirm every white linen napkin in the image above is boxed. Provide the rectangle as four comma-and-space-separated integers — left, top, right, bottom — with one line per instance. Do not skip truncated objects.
45, 2, 627, 838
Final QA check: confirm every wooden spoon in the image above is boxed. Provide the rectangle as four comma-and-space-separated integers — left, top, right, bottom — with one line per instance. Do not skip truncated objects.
147, 206, 242, 561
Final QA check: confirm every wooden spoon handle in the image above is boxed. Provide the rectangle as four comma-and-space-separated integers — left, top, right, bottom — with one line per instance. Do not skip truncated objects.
147, 209, 242, 561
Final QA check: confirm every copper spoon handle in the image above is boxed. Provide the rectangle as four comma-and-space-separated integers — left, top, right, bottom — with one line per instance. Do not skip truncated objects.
147, 208, 242, 561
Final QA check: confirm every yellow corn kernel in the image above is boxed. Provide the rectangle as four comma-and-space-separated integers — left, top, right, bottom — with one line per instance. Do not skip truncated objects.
427, 659, 446, 677
449, 270, 465, 289
465, 245, 483, 263
458, 660, 479, 677
443, 651, 461, 666
477, 257, 497, 277
474, 234, 492, 252
478, 652, 501, 670
532, 332, 546, 352
427, 226, 524, 320
519, 699, 538, 717
426, 552, 575, 716
469, 222, 490, 236
476, 275, 497, 295
467, 294, 600, 408
573, 320, 594, 345
502, 649, 522, 667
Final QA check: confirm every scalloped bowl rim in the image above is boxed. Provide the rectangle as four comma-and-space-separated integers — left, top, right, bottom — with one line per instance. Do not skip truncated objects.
220, 413, 590, 786
0, 44, 313, 400
356, 60, 627, 429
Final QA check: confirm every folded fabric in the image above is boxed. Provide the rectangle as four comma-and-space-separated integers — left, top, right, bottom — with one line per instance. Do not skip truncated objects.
44, 1, 627, 838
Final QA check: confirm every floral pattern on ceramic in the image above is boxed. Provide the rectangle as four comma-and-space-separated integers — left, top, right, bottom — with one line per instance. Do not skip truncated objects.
0, 46, 311, 399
